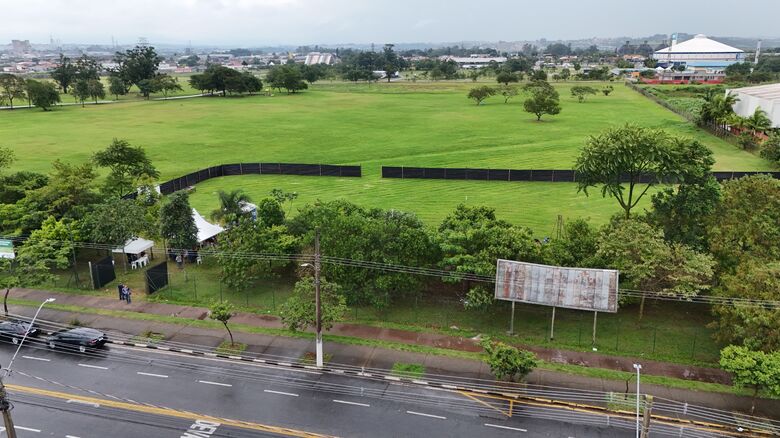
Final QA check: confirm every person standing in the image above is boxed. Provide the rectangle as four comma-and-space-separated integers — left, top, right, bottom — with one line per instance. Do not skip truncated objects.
117, 283, 125, 301
125, 287, 132, 304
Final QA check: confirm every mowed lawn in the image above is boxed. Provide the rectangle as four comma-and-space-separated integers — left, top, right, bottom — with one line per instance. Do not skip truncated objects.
2, 81, 774, 230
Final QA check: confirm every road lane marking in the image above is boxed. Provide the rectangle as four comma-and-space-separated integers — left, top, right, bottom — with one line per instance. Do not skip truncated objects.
332, 399, 370, 407
21, 355, 50, 362
485, 423, 527, 432
66, 435, 82, 438
406, 411, 446, 420
67, 399, 100, 408
15, 426, 41, 432
6, 383, 334, 438
137, 372, 169, 378
198, 380, 232, 387
78, 364, 108, 370
264, 390, 299, 397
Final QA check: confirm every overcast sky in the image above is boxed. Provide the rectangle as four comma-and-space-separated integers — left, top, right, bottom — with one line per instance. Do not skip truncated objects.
3, 0, 778, 46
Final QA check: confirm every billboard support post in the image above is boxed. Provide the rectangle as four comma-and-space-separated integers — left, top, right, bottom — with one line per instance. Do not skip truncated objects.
592, 311, 598, 347
508, 302, 515, 335
550, 307, 557, 341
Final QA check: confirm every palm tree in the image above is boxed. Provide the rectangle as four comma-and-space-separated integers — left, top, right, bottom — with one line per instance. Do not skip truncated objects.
745, 108, 772, 136
699, 92, 738, 131
211, 190, 252, 225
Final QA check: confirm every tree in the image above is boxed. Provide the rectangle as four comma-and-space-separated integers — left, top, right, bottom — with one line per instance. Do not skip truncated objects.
560, 68, 571, 81
542, 218, 599, 268
70, 80, 91, 107
159, 192, 198, 251
382, 44, 400, 83
596, 219, 714, 320
21, 160, 99, 223
495, 71, 519, 85
522, 81, 561, 121
644, 59, 658, 68
83, 198, 149, 246
241, 73, 262, 95
649, 176, 721, 251
211, 189, 252, 225
530, 69, 548, 81
0, 147, 13, 174
269, 188, 298, 213
602, 85, 614, 96
108, 75, 129, 100
570, 85, 598, 102
0, 74, 26, 109
760, 133, 780, 164
719, 346, 780, 414
50, 54, 77, 93
437, 205, 539, 310
93, 139, 160, 197
744, 108, 773, 135
575, 125, 713, 219
480, 338, 538, 382
573, 62, 581, 72
267, 65, 308, 94
256, 198, 285, 227
87, 79, 105, 104
25, 80, 60, 110
113, 45, 163, 97
0, 256, 55, 316
209, 301, 236, 346
713, 263, 780, 352
467, 86, 496, 105
498, 85, 519, 104
152, 74, 182, 99
280, 277, 347, 332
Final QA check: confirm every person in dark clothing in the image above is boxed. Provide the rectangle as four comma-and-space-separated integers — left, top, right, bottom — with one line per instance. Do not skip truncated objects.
125, 287, 132, 304
118, 283, 125, 301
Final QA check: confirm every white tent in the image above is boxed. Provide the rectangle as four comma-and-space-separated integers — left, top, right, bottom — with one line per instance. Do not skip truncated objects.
192, 209, 224, 243
112, 237, 155, 255
728, 83, 780, 128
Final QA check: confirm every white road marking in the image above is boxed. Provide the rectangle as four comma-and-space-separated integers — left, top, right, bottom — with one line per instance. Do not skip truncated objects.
137, 372, 169, 378
15, 426, 41, 432
333, 399, 370, 407
485, 423, 527, 432
406, 411, 446, 420
21, 355, 50, 362
198, 380, 232, 387
66, 399, 100, 408
78, 364, 108, 370
264, 389, 299, 397
66, 435, 82, 438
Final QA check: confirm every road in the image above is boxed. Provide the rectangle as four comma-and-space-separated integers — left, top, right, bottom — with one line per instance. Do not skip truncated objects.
0, 336, 632, 438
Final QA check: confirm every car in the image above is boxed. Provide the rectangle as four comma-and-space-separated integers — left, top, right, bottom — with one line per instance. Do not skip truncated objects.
46, 327, 107, 353
0, 320, 40, 345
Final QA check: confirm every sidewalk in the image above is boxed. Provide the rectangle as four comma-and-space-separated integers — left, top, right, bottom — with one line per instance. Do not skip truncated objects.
7, 288, 780, 419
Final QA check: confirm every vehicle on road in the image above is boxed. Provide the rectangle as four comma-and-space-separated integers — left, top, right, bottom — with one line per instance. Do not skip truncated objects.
46, 328, 107, 353
0, 320, 40, 345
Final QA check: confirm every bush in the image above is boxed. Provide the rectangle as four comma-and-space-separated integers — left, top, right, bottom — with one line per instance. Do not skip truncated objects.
760, 134, 780, 163
481, 337, 538, 382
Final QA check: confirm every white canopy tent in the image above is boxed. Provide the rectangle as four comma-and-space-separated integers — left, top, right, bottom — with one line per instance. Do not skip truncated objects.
192, 209, 225, 243
728, 83, 780, 129
112, 238, 155, 255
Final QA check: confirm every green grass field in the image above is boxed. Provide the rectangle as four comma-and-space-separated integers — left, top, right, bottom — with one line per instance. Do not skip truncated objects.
2, 80, 774, 230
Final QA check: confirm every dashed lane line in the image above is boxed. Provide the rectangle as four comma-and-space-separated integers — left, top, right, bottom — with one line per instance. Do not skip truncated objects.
77, 364, 108, 370
198, 380, 232, 387
332, 399, 370, 407
137, 372, 169, 378
66, 399, 100, 408
264, 389, 299, 397
66, 435, 82, 438
485, 423, 527, 432
406, 411, 447, 420
15, 426, 41, 432
21, 355, 50, 362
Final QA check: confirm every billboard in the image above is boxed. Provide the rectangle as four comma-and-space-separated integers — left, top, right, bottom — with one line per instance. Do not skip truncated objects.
495, 260, 618, 313
0, 240, 14, 259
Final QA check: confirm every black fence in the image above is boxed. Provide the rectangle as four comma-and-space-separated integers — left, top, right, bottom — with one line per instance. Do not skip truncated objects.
382, 166, 780, 183
157, 163, 362, 195
146, 261, 169, 294
88, 256, 116, 289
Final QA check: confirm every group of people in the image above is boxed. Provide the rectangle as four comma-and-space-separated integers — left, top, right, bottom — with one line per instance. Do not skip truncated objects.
117, 283, 132, 304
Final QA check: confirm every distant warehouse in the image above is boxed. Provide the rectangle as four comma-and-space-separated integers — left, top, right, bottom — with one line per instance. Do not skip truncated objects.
443, 54, 507, 69
728, 83, 780, 129
650, 34, 745, 83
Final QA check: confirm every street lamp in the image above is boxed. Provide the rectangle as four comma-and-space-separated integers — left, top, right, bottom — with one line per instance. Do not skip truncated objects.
300, 228, 322, 368
5, 298, 56, 377
633, 363, 642, 438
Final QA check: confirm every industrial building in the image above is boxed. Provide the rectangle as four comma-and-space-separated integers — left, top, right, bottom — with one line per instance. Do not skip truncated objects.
650, 34, 745, 83
728, 83, 780, 129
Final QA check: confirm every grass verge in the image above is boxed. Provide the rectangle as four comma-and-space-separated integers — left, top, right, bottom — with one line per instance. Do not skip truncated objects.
391, 362, 426, 379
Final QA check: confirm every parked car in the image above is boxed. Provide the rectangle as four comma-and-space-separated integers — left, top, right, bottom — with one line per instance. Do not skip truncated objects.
0, 320, 40, 345
46, 328, 107, 352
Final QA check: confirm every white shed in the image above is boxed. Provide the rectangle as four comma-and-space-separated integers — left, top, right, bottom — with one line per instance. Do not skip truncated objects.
728, 83, 780, 128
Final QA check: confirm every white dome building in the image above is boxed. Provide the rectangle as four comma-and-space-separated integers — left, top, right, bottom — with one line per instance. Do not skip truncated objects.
653, 34, 745, 68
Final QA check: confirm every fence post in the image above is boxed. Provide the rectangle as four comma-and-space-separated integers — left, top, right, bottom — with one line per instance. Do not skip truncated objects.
193, 274, 197, 300
691, 331, 697, 360
652, 327, 657, 355
615, 319, 620, 352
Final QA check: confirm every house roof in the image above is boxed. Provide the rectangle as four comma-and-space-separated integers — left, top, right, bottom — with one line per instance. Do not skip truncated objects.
655, 34, 743, 54
728, 83, 780, 100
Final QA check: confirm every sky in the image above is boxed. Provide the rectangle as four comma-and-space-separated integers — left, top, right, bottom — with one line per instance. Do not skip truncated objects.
2, 0, 779, 46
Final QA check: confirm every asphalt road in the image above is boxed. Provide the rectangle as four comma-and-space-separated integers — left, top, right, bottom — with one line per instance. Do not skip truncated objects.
0, 337, 633, 438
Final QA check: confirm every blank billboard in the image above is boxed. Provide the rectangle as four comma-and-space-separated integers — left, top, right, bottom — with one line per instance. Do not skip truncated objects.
495, 260, 618, 313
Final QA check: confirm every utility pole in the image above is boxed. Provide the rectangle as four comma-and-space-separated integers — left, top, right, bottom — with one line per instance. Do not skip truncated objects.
314, 228, 323, 368
0, 378, 16, 438
640, 395, 653, 438
633, 363, 642, 438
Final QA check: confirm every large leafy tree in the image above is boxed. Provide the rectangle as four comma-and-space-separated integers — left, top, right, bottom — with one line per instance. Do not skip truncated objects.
70, 80, 90, 107
437, 204, 539, 310
51, 54, 77, 93
152, 74, 182, 99
266, 64, 308, 94
522, 80, 560, 121
93, 139, 160, 197
712, 262, 780, 352
159, 192, 198, 250
25, 80, 60, 111
575, 125, 713, 219
83, 198, 149, 246
22, 160, 99, 222
0, 74, 26, 109
542, 218, 599, 268
596, 219, 714, 320
108, 75, 130, 100
570, 85, 598, 103
720, 345, 780, 415
381, 44, 400, 83
280, 277, 347, 332
113, 45, 163, 98
467, 86, 495, 105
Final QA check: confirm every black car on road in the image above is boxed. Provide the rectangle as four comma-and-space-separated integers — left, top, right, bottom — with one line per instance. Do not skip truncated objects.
0, 320, 40, 345
46, 327, 107, 352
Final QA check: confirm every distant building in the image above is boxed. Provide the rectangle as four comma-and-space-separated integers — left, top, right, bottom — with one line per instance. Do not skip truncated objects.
443, 54, 507, 69
650, 34, 745, 83
11, 40, 31, 54
728, 83, 780, 129
305, 52, 336, 65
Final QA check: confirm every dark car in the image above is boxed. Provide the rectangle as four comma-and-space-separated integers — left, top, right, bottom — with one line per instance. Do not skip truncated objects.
46, 327, 107, 352
0, 320, 40, 345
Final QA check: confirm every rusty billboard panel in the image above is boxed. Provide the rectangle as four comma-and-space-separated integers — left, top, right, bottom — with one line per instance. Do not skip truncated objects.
495, 260, 618, 313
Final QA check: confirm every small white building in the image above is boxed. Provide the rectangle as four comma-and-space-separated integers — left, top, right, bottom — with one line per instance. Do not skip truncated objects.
728, 83, 780, 129
305, 52, 336, 65
443, 55, 507, 69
